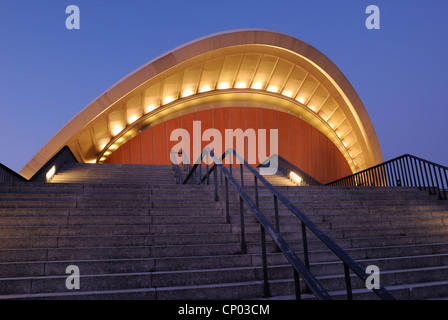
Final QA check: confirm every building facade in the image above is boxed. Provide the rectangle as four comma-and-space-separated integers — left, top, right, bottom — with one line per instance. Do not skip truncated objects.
21, 30, 383, 184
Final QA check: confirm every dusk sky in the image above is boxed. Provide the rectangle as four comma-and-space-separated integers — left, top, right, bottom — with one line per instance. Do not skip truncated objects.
0, 0, 447, 173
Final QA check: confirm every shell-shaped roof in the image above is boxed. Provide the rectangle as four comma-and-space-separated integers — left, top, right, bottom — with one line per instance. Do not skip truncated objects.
21, 29, 382, 179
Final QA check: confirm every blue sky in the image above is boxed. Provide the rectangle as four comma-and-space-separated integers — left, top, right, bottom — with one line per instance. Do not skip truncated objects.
0, 0, 447, 173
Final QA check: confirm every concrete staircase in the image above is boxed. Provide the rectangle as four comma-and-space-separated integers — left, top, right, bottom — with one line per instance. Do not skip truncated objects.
174, 163, 297, 187
1, 163, 448, 300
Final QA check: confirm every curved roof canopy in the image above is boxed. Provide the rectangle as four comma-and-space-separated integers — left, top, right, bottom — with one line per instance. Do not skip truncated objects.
21, 29, 383, 180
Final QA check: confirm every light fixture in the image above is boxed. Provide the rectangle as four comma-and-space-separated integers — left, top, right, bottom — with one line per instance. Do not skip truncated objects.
128, 115, 139, 124
146, 105, 157, 113
200, 85, 212, 93
267, 86, 279, 93
163, 96, 175, 105
99, 141, 108, 151
251, 82, 263, 90
282, 90, 293, 98
235, 82, 247, 89
297, 97, 305, 104
218, 82, 230, 90
289, 171, 303, 186
336, 130, 342, 139
46, 166, 56, 182
112, 126, 124, 137
182, 89, 194, 97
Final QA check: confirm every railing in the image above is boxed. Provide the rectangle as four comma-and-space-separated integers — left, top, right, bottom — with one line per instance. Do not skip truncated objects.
177, 148, 395, 300
170, 149, 202, 185
326, 154, 448, 200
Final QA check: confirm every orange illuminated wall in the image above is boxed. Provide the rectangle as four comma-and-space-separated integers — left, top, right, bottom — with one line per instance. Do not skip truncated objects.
105, 107, 352, 184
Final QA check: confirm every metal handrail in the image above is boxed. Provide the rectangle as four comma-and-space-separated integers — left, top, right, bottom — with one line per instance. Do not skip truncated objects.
180, 147, 395, 300
182, 147, 331, 300
326, 154, 448, 200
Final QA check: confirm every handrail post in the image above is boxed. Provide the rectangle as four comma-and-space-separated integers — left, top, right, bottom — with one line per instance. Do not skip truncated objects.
239, 196, 246, 254
443, 169, 448, 200
206, 153, 210, 185
420, 160, 427, 191
274, 195, 280, 232
302, 222, 311, 294
428, 163, 436, 195
301, 222, 310, 270
214, 165, 219, 202
386, 163, 393, 187
255, 174, 270, 296
344, 263, 353, 300
240, 164, 244, 189
393, 160, 400, 186
293, 270, 302, 301
433, 165, 442, 199
260, 225, 271, 298
438, 167, 446, 200
225, 177, 230, 224
229, 153, 233, 177
401, 157, 409, 186
400, 157, 408, 186
193, 163, 198, 185
405, 156, 415, 187
411, 158, 421, 190
254, 176, 259, 207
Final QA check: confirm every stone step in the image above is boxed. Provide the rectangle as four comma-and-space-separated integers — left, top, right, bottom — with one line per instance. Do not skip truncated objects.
1, 278, 445, 300
0, 223, 233, 237
1, 162, 448, 300
0, 213, 445, 230
2, 248, 448, 280
1, 191, 434, 204
3, 242, 448, 278
0, 231, 245, 249
4, 268, 448, 300
245, 232, 448, 254
238, 217, 448, 234
0, 215, 223, 227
